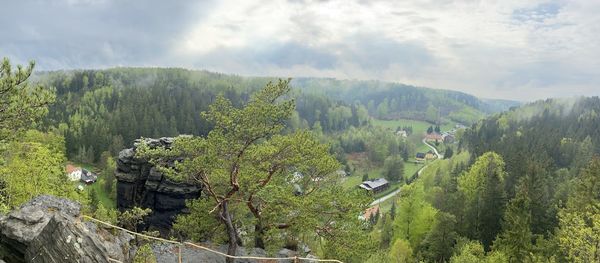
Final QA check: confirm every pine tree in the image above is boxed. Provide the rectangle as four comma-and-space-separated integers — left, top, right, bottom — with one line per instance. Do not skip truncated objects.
0, 58, 55, 141
89, 188, 99, 212
420, 212, 458, 262
557, 158, 600, 262
458, 152, 507, 249
493, 185, 533, 263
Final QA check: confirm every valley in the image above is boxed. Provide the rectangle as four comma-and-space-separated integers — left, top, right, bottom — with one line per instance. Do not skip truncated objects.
2, 63, 599, 263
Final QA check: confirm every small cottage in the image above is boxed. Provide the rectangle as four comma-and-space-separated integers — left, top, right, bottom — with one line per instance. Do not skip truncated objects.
80, 169, 97, 184
359, 178, 390, 193
416, 152, 426, 162
425, 132, 443, 142
426, 150, 436, 160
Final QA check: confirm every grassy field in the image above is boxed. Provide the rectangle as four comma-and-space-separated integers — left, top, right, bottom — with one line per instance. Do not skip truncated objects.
372, 118, 457, 133
404, 162, 424, 180
342, 160, 423, 190
372, 118, 431, 132
84, 181, 116, 209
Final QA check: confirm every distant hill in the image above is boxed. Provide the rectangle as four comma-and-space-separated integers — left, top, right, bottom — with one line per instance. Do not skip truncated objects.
34, 68, 517, 161
292, 78, 520, 124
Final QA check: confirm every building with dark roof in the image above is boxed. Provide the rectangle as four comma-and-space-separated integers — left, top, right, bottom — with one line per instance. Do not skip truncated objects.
80, 169, 97, 184
416, 152, 426, 162
359, 178, 389, 193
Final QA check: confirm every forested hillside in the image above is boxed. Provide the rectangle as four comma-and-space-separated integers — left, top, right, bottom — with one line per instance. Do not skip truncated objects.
35, 68, 514, 163
2, 58, 600, 262
369, 97, 600, 262
292, 78, 515, 123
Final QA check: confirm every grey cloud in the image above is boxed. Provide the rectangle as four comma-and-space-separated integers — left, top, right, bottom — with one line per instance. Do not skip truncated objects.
258, 42, 338, 69
343, 35, 433, 71
496, 61, 599, 89
0, 0, 215, 69
1, 0, 598, 101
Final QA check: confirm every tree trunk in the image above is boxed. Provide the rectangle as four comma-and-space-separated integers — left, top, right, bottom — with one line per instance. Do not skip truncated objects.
222, 201, 238, 263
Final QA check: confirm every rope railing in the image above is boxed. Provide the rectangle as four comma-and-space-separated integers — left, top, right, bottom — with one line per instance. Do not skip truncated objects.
82, 215, 343, 263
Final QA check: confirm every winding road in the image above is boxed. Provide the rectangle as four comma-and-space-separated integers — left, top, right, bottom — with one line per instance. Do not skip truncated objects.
369, 138, 442, 206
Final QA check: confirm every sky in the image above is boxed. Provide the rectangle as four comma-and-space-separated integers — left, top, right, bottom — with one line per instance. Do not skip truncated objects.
1, 0, 599, 101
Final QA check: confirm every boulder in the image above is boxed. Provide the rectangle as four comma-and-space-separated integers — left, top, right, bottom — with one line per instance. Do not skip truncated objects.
0, 195, 133, 263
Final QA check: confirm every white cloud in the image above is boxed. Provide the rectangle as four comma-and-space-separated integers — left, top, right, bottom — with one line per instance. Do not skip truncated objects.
2, 0, 599, 100
169, 0, 599, 100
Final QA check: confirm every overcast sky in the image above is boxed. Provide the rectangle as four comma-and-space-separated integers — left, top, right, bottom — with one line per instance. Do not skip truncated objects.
1, 0, 599, 100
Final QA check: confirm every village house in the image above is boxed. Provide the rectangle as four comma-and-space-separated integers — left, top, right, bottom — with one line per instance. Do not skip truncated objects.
426, 150, 437, 160
416, 152, 426, 162
396, 130, 408, 138
66, 164, 97, 184
443, 133, 455, 143
80, 169, 97, 184
361, 205, 380, 221
358, 178, 389, 194
66, 164, 82, 181
425, 132, 443, 142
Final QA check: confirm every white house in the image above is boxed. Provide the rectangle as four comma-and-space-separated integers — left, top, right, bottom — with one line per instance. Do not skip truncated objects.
66, 164, 83, 182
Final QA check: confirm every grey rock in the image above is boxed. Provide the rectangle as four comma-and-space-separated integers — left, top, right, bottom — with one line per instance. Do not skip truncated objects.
152, 243, 274, 263
116, 137, 201, 236
0, 195, 131, 263
277, 248, 297, 258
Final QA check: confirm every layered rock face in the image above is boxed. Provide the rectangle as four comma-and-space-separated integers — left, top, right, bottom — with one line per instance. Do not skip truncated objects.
115, 137, 201, 235
0, 195, 134, 263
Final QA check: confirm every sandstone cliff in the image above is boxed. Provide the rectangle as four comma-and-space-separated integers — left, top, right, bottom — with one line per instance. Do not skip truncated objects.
0, 195, 134, 263
115, 137, 201, 235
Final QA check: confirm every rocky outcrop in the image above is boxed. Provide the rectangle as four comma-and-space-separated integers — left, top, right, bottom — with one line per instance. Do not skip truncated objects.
0, 195, 134, 263
115, 137, 201, 235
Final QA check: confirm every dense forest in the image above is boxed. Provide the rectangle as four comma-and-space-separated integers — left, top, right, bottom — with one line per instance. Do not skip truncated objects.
35, 68, 514, 164
3, 60, 599, 262
366, 97, 600, 262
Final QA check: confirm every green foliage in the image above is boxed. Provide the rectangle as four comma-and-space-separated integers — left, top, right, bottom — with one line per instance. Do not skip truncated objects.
458, 152, 507, 249
0, 58, 55, 141
101, 155, 117, 200
420, 212, 458, 262
389, 239, 413, 262
362, 173, 368, 182
138, 80, 371, 259
493, 185, 533, 263
89, 188, 99, 212
379, 214, 393, 248
450, 240, 508, 263
133, 244, 157, 263
444, 147, 454, 159
383, 155, 404, 182
173, 198, 226, 244
0, 130, 82, 212
556, 158, 600, 262
119, 207, 152, 231
94, 203, 118, 224
321, 218, 378, 263
364, 251, 390, 263
393, 183, 437, 247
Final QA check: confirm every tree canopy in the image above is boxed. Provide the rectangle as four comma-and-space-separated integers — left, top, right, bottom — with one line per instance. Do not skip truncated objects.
138, 79, 373, 262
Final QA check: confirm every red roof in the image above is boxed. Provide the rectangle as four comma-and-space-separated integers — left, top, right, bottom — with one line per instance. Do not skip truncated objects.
364, 205, 380, 220
66, 164, 81, 174
425, 133, 443, 140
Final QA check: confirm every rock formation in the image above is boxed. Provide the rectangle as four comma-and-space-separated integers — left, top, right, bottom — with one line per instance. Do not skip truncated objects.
0, 195, 134, 263
115, 137, 201, 235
